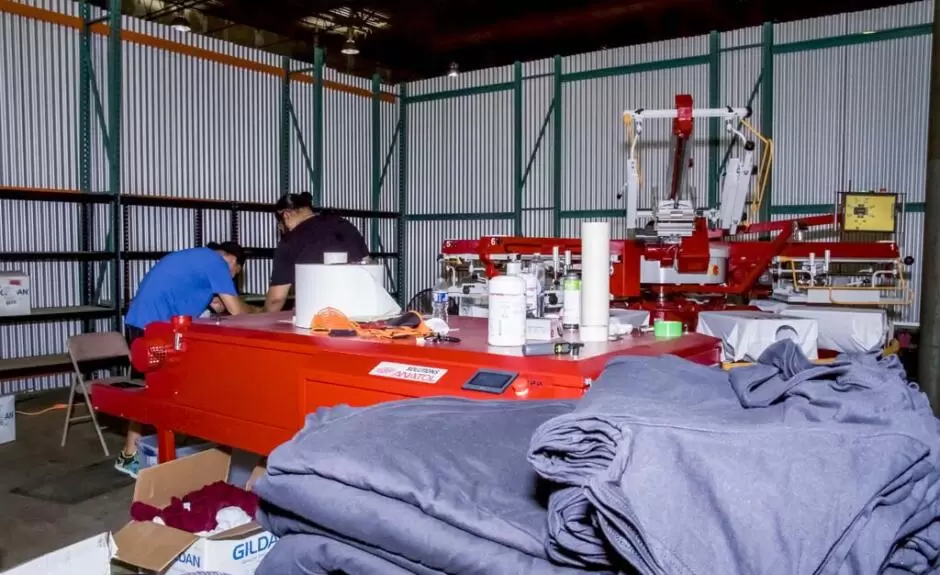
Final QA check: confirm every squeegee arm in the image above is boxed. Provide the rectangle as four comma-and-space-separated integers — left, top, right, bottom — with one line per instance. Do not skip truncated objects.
623, 106, 751, 122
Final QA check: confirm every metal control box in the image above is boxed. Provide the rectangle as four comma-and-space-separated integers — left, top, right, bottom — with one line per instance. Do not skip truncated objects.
842, 192, 898, 233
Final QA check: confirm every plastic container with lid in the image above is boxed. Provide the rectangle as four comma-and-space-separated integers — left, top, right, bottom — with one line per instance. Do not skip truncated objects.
488, 274, 527, 347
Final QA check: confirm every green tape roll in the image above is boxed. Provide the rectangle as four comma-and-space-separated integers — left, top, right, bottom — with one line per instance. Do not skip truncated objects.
653, 320, 683, 338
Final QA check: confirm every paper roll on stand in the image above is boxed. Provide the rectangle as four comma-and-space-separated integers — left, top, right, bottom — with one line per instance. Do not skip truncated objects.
293, 263, 401, 327
579, 222, 610, 342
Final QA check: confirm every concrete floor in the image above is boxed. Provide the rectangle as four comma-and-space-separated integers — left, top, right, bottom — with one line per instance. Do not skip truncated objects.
0, 389, 133, 572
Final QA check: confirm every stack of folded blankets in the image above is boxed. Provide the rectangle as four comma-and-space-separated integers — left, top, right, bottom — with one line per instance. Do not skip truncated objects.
252, 340, 940, 574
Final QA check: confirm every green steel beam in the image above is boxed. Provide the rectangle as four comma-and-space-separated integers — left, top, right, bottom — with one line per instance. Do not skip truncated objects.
513, 61, 523, 236
371, 74, 381, 252
707, 31, 721, 209
770, 202, 925, 215
552, 55, 562, 237
279, 55, 290, 196
79, 0, 93, 319
405, 82, 513, 105
407, 212, 514, 222
774, 23, 931, 54
88, 70, 111, 152
562, 55, 708, 83
287, 100, 316, 190
107, 0, 123, 330
378, 118, 401, 193
559, 203, 928, 219
78, 2, 91, 197
718, 71, 762, 175
396, 84, 408, 306
560, 209, 622, 219
759, 22, 774, 228
720, 43, 763, 54
312, 47, 324, 207
521, 99, 554, 189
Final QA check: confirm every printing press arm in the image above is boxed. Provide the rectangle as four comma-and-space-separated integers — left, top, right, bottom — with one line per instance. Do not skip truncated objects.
620, 96, 751, 233
716, 123, 756, 235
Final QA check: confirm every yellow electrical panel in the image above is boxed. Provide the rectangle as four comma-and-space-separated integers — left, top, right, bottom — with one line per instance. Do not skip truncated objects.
842, 192, 897, 232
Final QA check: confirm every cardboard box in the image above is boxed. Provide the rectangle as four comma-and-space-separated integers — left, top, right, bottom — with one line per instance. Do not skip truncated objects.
0, 395, 14, 446
2, 532, 114, 575
0, 271, 30, 316
136, 434, 216, 471
113, 449, 276, 575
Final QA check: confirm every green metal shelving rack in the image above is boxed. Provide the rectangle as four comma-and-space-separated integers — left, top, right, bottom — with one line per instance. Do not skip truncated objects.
0, 4, 404, 385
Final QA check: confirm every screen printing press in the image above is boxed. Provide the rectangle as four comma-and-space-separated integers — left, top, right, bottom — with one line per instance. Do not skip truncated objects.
90, 312, 721, 463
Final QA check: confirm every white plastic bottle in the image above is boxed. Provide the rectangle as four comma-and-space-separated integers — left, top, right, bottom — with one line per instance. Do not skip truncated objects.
488, 274, 527, 346
432, 277, 449, 323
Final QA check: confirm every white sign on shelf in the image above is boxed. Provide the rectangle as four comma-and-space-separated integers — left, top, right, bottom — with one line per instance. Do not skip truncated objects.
368, 362, 448, 384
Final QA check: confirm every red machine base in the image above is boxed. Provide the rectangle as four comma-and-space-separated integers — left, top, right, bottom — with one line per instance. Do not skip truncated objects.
92, 314, 722, 462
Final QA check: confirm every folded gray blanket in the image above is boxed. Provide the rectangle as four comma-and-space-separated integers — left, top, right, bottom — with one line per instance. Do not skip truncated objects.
259, 533, 419, 575
254, 397, 619, 575
528, 340, 940, 574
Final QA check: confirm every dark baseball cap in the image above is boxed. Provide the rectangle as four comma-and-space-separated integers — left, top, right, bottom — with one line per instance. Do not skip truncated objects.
207, 241, 246, 266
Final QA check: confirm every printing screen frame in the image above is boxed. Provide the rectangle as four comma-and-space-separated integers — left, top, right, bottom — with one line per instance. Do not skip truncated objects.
461, 369, 519, 395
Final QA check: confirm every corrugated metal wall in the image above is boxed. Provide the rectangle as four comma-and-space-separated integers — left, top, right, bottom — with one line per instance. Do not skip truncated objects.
401, 0, 933, 326
1, 0, 934, 392
0, 0, 400, 393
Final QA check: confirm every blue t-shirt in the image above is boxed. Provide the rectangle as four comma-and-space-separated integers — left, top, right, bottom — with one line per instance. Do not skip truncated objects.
125, 247, 237, 329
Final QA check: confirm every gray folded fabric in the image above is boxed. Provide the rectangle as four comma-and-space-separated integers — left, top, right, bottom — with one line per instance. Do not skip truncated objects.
528, 354, 739, 486
586, 412, 931, 575
258, 533, 419, 575
528, 340, 940, 574
253, 397, 618, 575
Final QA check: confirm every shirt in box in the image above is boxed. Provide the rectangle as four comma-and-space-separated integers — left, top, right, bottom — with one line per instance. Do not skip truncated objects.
270, 214, 369, 286
125, 247, 237, 329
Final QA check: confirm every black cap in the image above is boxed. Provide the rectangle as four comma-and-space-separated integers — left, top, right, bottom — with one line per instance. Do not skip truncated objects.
207, 241, 246, 266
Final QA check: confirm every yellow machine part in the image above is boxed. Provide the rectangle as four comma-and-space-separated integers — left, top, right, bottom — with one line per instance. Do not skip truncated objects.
842, 192, 897, 232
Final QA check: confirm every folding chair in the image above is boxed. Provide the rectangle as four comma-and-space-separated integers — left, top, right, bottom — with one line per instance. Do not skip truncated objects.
62, 331, 144, 457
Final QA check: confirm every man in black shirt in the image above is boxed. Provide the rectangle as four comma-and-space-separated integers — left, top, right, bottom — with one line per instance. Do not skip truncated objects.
263, 192, 371, 312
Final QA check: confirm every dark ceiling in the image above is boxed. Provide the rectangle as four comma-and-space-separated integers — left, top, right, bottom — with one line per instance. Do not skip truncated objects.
95, 0, 917, 82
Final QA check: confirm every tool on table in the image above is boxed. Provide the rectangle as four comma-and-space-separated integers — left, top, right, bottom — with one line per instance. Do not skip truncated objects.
522, 341, 584, 357
327, 329, 358, 337
425, 333, 461, 344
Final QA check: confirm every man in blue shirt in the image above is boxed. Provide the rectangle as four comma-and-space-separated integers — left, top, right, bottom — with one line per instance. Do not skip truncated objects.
117, 241, 252, 478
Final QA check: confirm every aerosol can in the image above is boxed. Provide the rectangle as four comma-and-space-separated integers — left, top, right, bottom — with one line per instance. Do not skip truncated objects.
562, 271, 581, 330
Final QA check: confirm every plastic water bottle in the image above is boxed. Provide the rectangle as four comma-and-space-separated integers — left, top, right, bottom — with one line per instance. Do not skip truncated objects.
432, 277, 449, 323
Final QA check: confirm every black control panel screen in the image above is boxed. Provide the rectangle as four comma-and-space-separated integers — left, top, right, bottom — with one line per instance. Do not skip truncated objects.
462, 369, 518, 394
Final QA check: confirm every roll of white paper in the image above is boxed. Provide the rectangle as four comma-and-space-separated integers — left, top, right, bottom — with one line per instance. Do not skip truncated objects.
580, 221, 610, 342
323, 252, 348, 264
293, 263, 401, 327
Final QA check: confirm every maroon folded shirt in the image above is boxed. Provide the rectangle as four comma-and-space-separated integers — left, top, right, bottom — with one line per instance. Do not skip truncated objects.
130, 481, 259, 534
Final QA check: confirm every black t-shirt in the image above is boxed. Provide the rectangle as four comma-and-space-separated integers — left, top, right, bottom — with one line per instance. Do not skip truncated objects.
270, 214, 370, 286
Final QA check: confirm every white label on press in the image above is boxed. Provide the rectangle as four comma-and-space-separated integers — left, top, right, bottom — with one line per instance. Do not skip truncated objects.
369, 361, 448, 384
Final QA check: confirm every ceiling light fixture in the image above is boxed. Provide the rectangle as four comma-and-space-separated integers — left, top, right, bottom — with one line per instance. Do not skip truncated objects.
341, 36, 359, 55
448, 62, 459, 78
170, 17, 191, 33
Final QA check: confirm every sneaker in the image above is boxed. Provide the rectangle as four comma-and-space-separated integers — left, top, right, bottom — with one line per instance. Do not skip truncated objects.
114, 451, 140, 479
